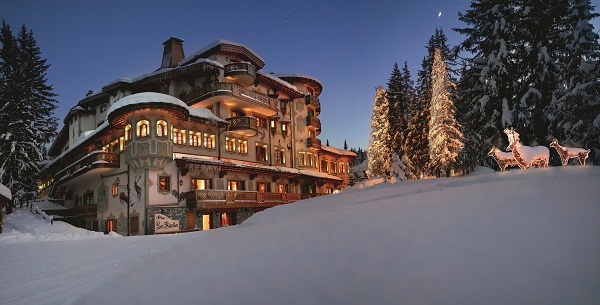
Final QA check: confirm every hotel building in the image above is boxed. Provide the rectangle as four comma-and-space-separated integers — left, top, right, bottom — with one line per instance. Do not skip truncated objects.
39, 37, 355, 235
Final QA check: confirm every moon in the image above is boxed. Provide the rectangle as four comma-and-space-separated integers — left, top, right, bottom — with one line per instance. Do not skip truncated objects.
438, 11, 442, 17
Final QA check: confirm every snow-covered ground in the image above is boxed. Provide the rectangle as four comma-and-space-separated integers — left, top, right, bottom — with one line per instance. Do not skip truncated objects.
1, 166, 599, 305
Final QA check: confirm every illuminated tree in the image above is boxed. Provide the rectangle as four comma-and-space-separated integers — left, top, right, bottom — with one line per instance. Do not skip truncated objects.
428, 48, 463, 177
367, 87, 392, 178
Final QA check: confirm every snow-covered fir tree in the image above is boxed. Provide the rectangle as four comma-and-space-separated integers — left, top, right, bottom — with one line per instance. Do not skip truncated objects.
387, 62, 412, 158
455, 0, 600, 165
547, 0, 600, 164
0, 21, 58, 206
404, 29, 453, 177
428, 48, 463, 177
367, 86, 392, 178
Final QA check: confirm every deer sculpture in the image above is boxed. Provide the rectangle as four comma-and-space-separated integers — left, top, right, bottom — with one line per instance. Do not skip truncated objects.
549, 138, 590, 166
504, 128, 549, 169
487, 146, 519, 171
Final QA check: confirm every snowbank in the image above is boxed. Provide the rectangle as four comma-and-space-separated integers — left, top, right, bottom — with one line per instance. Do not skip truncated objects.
1, 166, 599, 305
0, 182, 11, 200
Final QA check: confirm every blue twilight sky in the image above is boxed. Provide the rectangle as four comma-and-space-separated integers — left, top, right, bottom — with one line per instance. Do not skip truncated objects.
2, 1, 598, 150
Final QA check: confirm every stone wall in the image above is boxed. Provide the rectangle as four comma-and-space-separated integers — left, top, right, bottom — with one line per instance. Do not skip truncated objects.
146, 206, 188, 234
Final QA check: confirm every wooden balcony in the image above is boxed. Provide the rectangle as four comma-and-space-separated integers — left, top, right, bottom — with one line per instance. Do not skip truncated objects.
186, 189, 302, 210
181, 82, 278, 116
305, 95, 320, 114
54, 151, 120, 183
226, 116, 259, 137
224, 62, 256, 86
306, 116, 321, 134
307, 137, 322, 149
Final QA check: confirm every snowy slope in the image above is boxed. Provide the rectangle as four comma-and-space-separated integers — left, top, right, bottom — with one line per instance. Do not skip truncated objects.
1, 166, 599, 305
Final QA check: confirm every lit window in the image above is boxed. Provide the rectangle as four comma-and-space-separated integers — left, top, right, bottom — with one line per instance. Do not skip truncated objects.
274, 149, 285, 165
227, 180, 245, 191
158, 176, 170, 192
124, 124, 132, 141
102, 144, 109, 152
119, 136, 125, 151
204, 133, 215, 149
257, 182, 269, 193
110, 139, 119, 152
192, 178, 212, 190
189, 131, 201, 147
156, 120, 168, 137
105, 219, 117, 233
238, 139, 248, 154
256, 144, 268, 162
225, 137, 236, 152
256, 117, 267, 128
321, 160, 328, 173
277, 184, 288, 193
136, 120, 150, 138
298, 152, 306, 166
172, 128, 186, 145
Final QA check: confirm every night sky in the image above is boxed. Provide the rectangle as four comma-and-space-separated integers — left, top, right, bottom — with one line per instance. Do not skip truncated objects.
2, 0, 597, 149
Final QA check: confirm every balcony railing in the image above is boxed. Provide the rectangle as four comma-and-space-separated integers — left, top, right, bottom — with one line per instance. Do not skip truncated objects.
305, 95, 320, 112
181, 82, 278, 114
306, 116, 321, 133
224, 62, 256, 78
226, 116, 259, 136
54, 151, 120, 183
307, 137, 322, 149
186, 189, 302, 210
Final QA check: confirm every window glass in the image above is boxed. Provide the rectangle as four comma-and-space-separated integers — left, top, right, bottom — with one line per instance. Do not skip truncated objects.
136, 120, 150, 138
204, 133, 215, 149
158, 176, 170, 192
156, 120, 168, 137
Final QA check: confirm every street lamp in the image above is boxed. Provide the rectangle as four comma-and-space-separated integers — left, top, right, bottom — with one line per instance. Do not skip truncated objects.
114, 174, 131, 236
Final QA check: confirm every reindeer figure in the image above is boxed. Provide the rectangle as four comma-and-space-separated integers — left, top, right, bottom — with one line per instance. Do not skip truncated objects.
549, 139, 590, 166
134, 175, 142, 201
504, 128, 549, 169
488, 146, 519, 171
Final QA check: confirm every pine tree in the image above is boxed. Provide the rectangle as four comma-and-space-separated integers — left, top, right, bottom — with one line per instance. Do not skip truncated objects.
0, 21, 58, 207
367, 87, 392, 178
387, 61, 416, 160
548, 0, 600, 164
343, 139, 348, 150
455, 0, 600, 165
428, 49, 463, 177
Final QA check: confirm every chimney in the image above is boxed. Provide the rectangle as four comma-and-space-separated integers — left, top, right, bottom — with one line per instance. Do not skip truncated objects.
161, 37, 185, 68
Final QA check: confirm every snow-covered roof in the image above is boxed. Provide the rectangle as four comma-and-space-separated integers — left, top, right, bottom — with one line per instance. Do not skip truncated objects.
0, 183, 11, 200
178, 39, 265, 67
258, 72, 301, 94
321, 146, 357, 157
107, 92, 188, 117
188, 107, 227, 124
44, 121, 110, 170
272, 73, 322, 86
179, 157, 342, 181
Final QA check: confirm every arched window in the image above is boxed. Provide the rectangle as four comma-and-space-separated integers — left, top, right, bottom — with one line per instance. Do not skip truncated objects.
156, 120, 168, 138
124, 124, 132, 141
136, 120, 150, 138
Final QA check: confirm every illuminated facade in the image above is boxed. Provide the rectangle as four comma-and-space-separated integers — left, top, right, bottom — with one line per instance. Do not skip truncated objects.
40, 37, 355, 235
